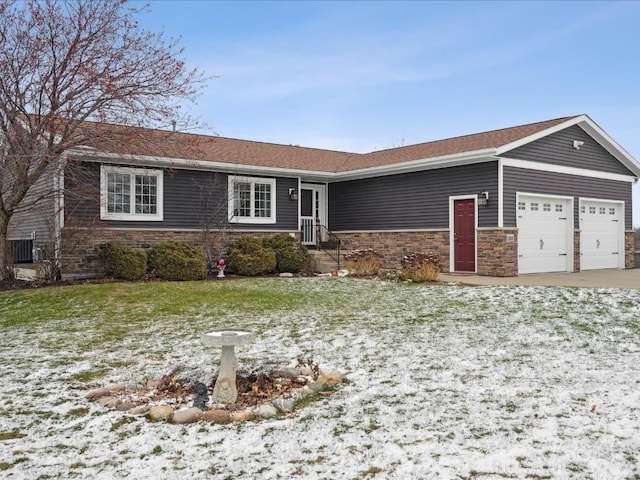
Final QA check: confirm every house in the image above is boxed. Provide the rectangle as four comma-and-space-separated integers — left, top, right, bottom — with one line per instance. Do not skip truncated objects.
8, 114, 640, 278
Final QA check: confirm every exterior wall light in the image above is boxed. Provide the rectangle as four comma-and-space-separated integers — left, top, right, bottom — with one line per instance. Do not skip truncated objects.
288, 188, 298, 201
478, 191, 489, 206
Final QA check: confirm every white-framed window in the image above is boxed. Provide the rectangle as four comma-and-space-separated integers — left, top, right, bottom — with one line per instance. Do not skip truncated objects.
228, 176, 276, 224
100, 165, 163, 221
517, 201, 526, 211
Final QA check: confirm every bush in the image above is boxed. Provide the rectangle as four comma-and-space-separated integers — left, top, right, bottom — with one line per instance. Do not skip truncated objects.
98, 243, 147, 281
343, 249, 383, 276
226, 237, 277, 276
148, 241, 207, 281
263, 234, 310, 273
400, 252, 441, 282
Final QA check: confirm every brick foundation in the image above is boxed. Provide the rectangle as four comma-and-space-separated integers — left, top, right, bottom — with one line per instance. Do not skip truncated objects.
476, 228, 518, 277
60, 227, 300, 278
336, 230, 450, 272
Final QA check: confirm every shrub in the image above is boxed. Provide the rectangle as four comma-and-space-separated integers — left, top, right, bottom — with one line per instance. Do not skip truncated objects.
262, 234, 310, 273
343, 249, 383, 276
400, 252, 441, 283
98, 243, 147, 280
148, 241, 206, 281
226, 237, 277, 276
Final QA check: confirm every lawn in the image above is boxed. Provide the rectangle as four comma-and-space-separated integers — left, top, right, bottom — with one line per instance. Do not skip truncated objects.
0, 278, 638, 479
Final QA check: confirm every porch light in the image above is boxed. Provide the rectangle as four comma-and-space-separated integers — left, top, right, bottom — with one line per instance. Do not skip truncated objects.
478, 191, 489, 206
288, 188, 298, 201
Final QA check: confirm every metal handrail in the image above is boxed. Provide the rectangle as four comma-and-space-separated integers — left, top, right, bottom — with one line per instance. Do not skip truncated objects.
316, 224, 341, 269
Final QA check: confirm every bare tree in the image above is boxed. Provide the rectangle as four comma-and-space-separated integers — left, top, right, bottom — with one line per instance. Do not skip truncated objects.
0, 0, 208, 279
195, 173, 234, 273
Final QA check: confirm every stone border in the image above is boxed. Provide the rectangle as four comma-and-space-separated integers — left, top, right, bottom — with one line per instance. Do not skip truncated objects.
85, 366, 346, 425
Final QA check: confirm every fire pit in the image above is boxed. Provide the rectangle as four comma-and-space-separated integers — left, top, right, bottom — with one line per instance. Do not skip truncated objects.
202, 329, 256, 404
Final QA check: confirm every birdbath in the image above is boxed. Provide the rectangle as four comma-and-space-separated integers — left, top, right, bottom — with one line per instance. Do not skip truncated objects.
202, 328, 256, 404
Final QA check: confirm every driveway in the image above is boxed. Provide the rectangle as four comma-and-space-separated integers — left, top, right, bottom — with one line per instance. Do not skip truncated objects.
439, 269, 640, 289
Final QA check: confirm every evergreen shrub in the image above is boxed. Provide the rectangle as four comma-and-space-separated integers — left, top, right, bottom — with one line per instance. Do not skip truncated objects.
263, 234, 310, 273
148, 241, 207, 281
98, 243, 147, 280
226, 237, 276, 276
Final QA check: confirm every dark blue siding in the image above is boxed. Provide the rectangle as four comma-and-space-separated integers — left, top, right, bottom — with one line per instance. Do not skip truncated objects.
66, 162, 299, 230
329, 162, 498, 230
503, 167, 632, 229
505, 125, 634, 176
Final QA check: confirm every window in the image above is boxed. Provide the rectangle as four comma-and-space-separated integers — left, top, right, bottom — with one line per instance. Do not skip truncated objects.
100, 166, 163, 221
589, 206, 596, 214
228, 176, 276, 224
599, 207, 606, 215
530, 202, 539, 211
555, 204, 563, 213
609, 207, 616, 215
543, 203, 551, 212
518, 201, 526, 211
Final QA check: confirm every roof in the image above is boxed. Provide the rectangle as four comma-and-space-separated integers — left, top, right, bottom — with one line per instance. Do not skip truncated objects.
69, 114, 640, 179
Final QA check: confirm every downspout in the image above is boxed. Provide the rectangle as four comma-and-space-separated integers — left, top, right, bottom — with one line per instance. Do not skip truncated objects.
54, 153, 66, 274
497, 158, 504, 228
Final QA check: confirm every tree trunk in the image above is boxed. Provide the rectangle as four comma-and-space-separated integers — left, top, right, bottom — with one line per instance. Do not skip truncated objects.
0, 215, 12, 281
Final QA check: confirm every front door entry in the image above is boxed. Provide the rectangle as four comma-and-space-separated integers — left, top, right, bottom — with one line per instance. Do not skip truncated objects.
454, 199, 476, 272
300, 185, 325, 245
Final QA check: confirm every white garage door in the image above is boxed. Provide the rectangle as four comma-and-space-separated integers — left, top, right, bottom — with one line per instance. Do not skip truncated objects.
517, 195, 571, 274
580, 200, 622, 270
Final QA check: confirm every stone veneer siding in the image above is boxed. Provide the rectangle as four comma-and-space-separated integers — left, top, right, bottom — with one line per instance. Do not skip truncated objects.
476, 228, 518, 277
335, 230, 450, 272
60, 227, 299, 279
625, 230, 635, 269
574, 230, 581, 273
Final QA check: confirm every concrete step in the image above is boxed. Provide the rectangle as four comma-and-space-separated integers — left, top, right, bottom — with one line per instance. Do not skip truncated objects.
308, 250, 340, 273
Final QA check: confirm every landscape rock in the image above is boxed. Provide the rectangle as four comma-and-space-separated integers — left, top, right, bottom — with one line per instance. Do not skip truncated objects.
148, 405, 174, 422
128, 405, 150, 415
308, 380, 328, 393
273, 398, 294, 413
171, 407, 202, 424
202, 409, 231, 424
279, 272, 294, 278
116, 400, 136, 411
317, 370, 345, 387
254, 404, 278, 418
230, 410, 252, 422
96, 396, 119, 408
86, 388, 111, 401
104, 384, 126, 393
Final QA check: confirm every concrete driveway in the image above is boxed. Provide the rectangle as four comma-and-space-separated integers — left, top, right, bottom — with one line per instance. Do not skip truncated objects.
439, 269, 640, 289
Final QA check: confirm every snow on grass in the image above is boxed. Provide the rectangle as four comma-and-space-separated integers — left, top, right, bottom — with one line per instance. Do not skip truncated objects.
0, 278, 639, 479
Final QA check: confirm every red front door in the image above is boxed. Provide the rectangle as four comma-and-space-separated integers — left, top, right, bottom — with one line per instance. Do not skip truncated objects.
454, 199, 476, 272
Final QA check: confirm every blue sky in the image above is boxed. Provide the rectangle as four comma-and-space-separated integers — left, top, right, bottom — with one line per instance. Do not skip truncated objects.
139, 0, 640, 226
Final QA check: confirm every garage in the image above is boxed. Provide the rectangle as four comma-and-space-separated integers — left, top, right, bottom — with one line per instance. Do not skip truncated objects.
580, 199, 623, 270
517, 194, 572, 274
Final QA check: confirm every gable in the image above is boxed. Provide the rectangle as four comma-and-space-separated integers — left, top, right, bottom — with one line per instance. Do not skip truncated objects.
502, 125, 635, 177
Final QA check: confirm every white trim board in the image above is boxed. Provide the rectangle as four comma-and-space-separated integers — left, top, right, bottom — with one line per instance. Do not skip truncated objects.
501, 158, 636, 183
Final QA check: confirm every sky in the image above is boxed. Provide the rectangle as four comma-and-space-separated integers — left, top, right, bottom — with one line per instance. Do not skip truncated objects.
137, 0, 640, 226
